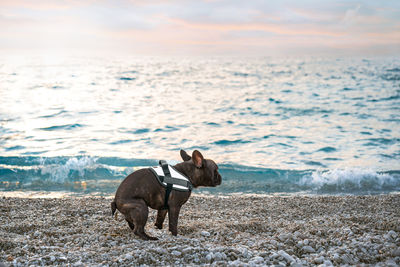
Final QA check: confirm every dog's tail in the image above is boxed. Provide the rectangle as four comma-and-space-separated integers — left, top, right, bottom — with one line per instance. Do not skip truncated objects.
111, 200, 117, 216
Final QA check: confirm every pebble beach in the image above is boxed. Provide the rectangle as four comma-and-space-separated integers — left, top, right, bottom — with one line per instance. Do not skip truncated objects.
1, 194, 400, 266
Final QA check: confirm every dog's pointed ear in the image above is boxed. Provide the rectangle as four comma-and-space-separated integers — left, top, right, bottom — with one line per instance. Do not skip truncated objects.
180, 149, 191, 161
192, 150, 204, 168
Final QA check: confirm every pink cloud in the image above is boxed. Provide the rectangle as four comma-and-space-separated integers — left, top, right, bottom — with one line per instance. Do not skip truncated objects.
166, 18, 346, 37
0, 0, 99, 10
0, 0, 399, 56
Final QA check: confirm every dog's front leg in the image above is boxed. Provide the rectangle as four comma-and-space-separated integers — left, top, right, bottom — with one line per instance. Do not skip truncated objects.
155, 209, 168, 229
168, 205, 181, 236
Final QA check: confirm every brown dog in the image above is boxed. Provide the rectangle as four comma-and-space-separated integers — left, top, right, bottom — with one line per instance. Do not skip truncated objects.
111, 150, 222, 240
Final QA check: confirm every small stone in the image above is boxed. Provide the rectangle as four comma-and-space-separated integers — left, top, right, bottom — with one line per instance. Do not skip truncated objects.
385, 259, 398, 267
278, 250, 295, 263
332, 253, 340, 262
125, 254, 134, 260
388, 230, 398, 239
206, 252, 214, 262
201, 231, 210, 237
73, 261, 83, 267
251, 256, 264, 264
270, 252, 279, 259
228, 251, 238, 260
182, 247, 192, 254
392, 248, 400, 257
302, 246, 315, 253
278, 234, 289, 242
341, 254, 354, 265
155, 248, 167, 254
171, 250, 182, 257
214, 252, 224, 261
259, 252, 268, 257
229, 260, 243, 266
314, 256, 324, 264
241, 247, 250, 258
296, 241, 303, 248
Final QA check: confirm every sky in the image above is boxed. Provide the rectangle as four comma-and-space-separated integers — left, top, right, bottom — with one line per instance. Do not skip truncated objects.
0, 0, 399, 56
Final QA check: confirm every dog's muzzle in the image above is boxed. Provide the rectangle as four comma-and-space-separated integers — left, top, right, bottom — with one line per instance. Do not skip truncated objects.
213, 172, 222, 186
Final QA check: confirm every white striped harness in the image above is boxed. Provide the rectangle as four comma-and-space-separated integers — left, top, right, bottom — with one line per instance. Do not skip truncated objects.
149, 160, 193, 209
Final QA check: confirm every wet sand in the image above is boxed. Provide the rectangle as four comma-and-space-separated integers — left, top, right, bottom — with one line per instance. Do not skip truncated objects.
1, 194, 399, 266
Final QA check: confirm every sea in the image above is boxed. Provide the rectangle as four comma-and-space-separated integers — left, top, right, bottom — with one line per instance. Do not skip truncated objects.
1, 55, 399, 196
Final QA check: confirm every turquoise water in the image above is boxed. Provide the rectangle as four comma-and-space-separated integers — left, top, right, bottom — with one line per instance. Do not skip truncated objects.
1, 55, 399, 194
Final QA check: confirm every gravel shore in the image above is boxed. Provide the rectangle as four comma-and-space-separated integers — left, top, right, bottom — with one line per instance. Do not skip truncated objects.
1, 194, 399, 266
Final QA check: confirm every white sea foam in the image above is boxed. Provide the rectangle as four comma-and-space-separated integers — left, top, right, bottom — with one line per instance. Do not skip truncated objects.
1, 155, 399, 194
40, 157, 98, 182
300, 168, 400, 193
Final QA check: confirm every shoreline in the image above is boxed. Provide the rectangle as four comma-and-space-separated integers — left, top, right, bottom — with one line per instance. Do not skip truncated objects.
1, 194, 399, 266
1, 190, 400, 199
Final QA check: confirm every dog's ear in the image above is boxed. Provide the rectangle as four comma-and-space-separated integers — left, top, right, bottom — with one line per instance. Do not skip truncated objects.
192, 150, 204, 168
180, 149, 191, 161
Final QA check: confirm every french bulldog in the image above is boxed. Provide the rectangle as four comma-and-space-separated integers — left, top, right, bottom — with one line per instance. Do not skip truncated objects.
111, 149, 222, 240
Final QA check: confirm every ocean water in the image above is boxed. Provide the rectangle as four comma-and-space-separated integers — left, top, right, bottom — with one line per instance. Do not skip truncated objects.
1, 55, 399, 195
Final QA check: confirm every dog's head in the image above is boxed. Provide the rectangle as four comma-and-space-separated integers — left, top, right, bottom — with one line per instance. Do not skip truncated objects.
180, 149, 222, 187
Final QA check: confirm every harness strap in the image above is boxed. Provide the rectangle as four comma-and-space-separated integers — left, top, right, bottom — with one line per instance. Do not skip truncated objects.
159, 160, 193, 190
156, 160, 193, 209
163, 176, 192, 188
160, 160, 170, 177
163, 184, 173, 210
159, 160, 173, 210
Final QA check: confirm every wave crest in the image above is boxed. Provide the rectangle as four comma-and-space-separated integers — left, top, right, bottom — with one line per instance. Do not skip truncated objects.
1, 156, 399, 195
40, 157, 98, 182
300, 168, 400, 193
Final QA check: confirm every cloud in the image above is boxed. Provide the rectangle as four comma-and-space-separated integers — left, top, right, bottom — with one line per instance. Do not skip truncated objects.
0, 0, 399, 56
0, 0, 98, 10
342, 4, 361, 23
166, 18, 345, 37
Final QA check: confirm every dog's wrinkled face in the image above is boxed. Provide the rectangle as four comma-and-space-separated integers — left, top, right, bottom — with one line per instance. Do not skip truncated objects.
202, 159, 222, 187
180, 149, 222, 187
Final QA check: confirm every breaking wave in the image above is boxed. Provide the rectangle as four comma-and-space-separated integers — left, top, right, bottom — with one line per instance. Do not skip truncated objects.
0, 156, 399, 195
299, 168, 400, 194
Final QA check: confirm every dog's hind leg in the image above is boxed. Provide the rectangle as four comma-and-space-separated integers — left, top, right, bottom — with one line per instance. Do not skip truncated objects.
121, 199, 158, 240
111, 201, 117, 216
126, 220, 135, 230
155, 209, 168, 229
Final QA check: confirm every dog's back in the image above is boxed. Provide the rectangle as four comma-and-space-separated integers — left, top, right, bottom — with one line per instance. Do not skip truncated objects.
112, 168, 171, 213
